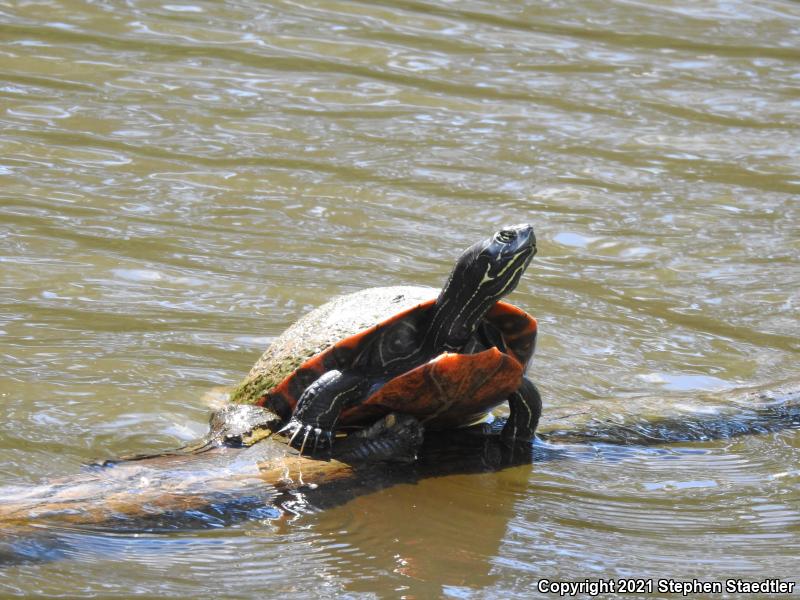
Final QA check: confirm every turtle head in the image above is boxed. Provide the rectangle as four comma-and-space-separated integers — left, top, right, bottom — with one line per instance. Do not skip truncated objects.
454, 223, 537, 305
431, 224, 536, 350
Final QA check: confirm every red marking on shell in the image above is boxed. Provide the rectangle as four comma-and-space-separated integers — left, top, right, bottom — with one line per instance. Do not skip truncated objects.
486, 302, 537, 368
342, 347, 524, 428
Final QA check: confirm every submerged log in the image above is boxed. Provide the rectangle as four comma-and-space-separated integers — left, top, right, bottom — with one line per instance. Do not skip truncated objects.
0, 380, 798, 534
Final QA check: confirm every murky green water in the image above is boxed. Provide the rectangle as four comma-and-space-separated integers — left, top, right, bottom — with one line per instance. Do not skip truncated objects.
1, 0, 799, 597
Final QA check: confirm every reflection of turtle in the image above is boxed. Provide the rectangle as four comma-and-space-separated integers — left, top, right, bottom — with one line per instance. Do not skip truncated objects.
228, 224, 541, 456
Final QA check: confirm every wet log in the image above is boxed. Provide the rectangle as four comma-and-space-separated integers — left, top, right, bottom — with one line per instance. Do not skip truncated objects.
0, 380, 798, 534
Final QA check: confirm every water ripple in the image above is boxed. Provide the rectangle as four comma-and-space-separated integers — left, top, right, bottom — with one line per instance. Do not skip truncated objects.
1, 0, 798, 596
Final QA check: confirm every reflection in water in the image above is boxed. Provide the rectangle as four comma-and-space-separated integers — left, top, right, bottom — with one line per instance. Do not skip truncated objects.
0, 0, 798, 596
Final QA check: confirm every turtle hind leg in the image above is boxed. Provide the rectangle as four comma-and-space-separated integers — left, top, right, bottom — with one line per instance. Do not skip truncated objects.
334, 413, 424, 464
280, 369, 370, 456
500, 377, 542, 445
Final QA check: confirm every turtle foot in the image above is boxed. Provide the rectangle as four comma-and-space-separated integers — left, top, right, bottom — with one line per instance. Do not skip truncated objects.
280, 419, 334, 457
501, 377, 542, 447
500, 426, 535, 448
334, 413, 424, 464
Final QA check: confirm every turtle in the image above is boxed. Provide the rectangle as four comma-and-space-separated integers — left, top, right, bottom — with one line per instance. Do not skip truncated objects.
227, 224, 541, 456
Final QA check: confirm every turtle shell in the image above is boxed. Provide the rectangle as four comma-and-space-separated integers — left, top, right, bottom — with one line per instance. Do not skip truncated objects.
230, 285, 537, 429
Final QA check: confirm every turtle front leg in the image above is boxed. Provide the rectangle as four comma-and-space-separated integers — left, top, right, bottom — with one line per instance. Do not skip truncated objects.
281, 369, 369, 456
500, 377, 542, 444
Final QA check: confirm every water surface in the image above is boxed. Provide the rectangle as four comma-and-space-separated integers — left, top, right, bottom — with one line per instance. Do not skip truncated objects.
1, 0, 799, 597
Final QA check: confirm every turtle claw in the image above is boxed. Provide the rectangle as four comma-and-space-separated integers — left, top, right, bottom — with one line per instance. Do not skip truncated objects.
280, 420, 303, 447
280, 419, 334, 457
298, 427, 311, 454
311, 427, 326, 456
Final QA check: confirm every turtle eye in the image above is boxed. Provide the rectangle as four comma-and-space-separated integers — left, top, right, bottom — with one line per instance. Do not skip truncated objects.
497, 229, 516, 243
